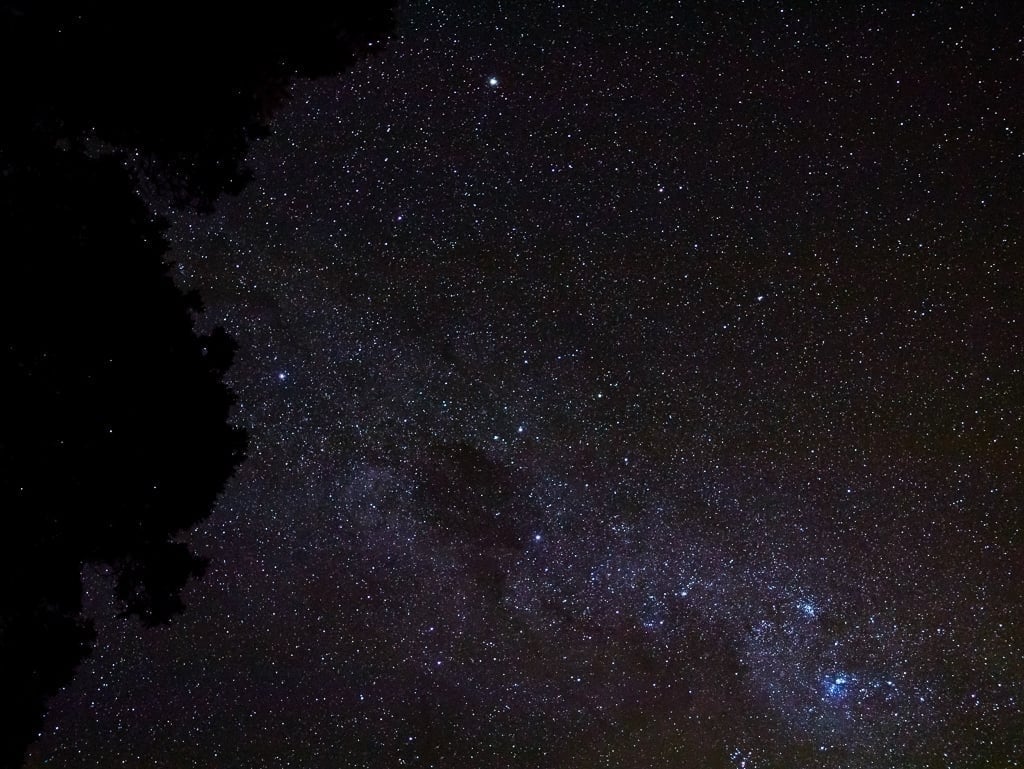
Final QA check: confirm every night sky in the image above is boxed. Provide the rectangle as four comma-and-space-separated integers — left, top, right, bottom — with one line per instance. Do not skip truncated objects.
23, 2, 1023, 767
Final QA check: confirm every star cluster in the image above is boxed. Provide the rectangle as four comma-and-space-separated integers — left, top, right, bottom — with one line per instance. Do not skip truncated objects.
23, 2, 1023, 768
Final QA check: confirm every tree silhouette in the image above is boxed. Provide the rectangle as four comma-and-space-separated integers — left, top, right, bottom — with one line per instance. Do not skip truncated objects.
0, 4, 395, 766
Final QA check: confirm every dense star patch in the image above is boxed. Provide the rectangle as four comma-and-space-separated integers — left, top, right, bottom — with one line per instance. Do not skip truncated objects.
21, 3, 1024, 769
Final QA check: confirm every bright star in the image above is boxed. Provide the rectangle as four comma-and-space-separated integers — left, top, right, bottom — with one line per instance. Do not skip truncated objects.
487, 76, 499, 87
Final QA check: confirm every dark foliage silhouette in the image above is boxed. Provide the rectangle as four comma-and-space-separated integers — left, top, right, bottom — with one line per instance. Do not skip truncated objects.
2, 2, 396, 208
0, 4, 395, 766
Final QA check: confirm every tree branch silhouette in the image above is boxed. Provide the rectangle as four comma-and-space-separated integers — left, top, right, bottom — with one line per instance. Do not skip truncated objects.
0, 4, 396, 766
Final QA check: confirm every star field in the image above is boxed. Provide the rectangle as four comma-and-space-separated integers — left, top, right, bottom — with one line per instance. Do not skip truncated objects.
23, 2, 1023, 768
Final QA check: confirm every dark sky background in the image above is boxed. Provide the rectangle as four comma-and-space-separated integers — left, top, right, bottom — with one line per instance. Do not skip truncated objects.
23, 2, 1023, 767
